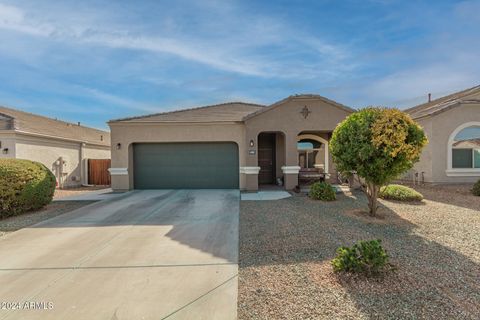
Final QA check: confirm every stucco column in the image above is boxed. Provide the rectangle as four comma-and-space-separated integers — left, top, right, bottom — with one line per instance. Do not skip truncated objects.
242, 132, 260, 191
109, 142, 130, 191
241, 167, 260, 191
282, 166, 300, 190
282, 134, 300, 189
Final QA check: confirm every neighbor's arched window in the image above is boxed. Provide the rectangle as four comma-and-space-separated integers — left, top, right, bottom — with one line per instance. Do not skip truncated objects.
451, 124, 480, 169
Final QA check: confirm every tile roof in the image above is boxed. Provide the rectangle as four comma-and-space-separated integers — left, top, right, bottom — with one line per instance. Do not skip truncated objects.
0, 106, 110, 146
405, 85, 480, 119
110, 95, 354, 123
109, 102, 266, 123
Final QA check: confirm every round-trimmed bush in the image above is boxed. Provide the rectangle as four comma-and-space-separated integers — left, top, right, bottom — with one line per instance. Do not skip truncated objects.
0, 159, 56, 218
309, 181, 336, 201
379, 184, 423, 202
473, 179, 480, 196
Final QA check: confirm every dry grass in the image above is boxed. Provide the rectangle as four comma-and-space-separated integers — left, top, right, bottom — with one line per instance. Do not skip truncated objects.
238, 184, 480, 319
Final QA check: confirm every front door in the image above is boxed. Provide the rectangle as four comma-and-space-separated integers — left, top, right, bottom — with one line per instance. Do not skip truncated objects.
258, 133, 276, 184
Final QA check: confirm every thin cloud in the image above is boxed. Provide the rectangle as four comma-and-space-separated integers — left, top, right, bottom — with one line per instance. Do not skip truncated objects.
0, 0, 478, 128
0, 2, 352, 78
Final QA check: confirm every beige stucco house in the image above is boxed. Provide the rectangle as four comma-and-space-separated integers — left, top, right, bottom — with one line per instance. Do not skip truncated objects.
404, 85, 480, 184
108, 95, 354, 191
108, 86, 480, 192
0, 106, 111, 188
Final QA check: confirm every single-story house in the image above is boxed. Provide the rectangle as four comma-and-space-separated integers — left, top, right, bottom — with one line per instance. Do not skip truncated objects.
108, 86, 480, 192
108, 95, 354, 191
405, 85, 480, 184
0, 106, 111, 188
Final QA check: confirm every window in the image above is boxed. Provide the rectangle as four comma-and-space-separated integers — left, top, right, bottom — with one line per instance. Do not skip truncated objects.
297, 139, 321, 169
452, 149, 473, 168
297, 139, 321, 150
451, 125, 480, 169
475, 150, 480, 168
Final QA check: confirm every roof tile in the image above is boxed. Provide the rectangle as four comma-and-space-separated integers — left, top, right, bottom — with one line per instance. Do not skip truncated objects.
110, 102, 266, 123
405, 85, 480, 119
0, 106, 110, 146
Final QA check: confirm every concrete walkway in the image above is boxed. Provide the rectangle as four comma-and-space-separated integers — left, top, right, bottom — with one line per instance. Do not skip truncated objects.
241, 191, 292, 201
0, 190, 239, 320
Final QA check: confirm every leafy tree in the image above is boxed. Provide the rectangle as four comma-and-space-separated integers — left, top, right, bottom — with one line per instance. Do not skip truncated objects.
330, 108, 427, 216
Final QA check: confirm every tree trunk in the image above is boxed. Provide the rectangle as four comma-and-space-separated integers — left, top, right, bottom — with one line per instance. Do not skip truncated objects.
366, 182, 379, 217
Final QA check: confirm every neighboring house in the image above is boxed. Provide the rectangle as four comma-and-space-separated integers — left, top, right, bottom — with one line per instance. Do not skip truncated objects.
405, 85, 480, 183
108, 95, 354, 191
0, 106, 111, 188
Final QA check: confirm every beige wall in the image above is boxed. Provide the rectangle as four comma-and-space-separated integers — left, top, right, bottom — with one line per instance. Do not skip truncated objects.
411, 102, 480, 184
245, 97, 351, 189
16, 135, 81, 187
0, 132, 16, 158
109, 122, 246, 191
431, 103, 480, 183
275, 133, 286, 178
1, 132, 110, 187
406, 118, 433, 183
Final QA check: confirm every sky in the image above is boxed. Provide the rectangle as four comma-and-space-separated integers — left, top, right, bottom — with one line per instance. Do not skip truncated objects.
0, 0, 479, 130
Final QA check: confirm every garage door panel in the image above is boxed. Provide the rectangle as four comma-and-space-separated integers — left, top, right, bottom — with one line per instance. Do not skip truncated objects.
133, 143, 239, 189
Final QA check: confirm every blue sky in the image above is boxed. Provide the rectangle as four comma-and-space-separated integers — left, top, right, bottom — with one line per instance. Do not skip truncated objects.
0, 0, 479, 130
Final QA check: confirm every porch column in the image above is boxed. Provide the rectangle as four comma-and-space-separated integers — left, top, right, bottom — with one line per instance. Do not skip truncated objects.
240, 167, 260, 191
282, 165, 300, 190
109, 141, 130, 192
282, 134, 300, 190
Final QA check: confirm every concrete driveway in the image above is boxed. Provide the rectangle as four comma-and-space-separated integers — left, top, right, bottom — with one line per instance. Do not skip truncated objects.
0, 190, 239, 320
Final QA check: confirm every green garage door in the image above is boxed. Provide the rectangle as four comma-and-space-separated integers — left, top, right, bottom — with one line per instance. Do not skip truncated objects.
133, 143, 239, 189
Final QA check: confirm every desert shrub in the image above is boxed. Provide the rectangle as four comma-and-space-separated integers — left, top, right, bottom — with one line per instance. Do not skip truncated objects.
0, 159, 56, 218
332, 239, 391, 275
473, 180, 480, 196
309, 181, 336, 201
379, 184, 423, 201
330, 108, 427, 216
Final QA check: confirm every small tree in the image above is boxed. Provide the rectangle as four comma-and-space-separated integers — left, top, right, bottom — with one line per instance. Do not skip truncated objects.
330, 108, 427, 216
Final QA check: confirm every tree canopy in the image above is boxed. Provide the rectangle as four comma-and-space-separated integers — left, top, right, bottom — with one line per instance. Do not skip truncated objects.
330, 107, 428, 216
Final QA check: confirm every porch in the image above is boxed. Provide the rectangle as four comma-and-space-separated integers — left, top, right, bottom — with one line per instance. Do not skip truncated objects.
245, 131, 336, 191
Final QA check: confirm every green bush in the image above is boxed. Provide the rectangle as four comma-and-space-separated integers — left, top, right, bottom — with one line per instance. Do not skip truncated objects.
379, 184, 423, 201
309, 182, 336, 201
0, 159, 56, 218
332, 239, 391, 275
330, 107, 427, 216
473, 180, 480, 196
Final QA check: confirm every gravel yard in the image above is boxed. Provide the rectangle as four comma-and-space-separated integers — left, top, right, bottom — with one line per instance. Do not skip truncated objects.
0, 201, 95, 238
239, 185, 480, 319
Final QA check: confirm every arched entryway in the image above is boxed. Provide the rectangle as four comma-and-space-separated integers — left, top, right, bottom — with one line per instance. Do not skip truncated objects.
297, 133, 329, 173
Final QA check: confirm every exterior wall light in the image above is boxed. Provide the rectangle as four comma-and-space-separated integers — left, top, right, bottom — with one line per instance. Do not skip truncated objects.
116, 143, 121, 150
249, 139, 255, 147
